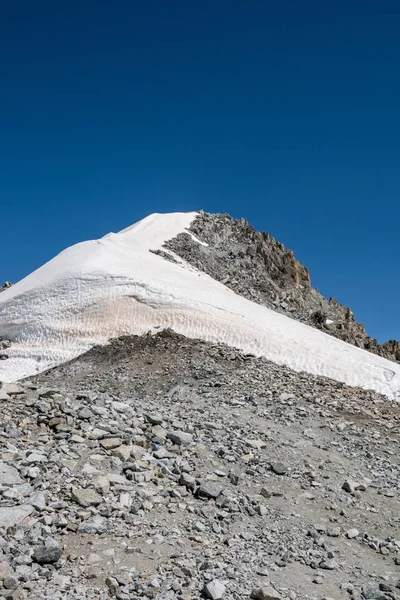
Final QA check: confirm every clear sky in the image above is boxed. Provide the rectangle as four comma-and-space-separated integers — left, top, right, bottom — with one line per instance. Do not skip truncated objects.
1, 1, 399, 343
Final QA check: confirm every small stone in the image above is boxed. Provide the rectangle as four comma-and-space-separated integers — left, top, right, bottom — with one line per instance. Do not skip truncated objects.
94, 475, 110, 495
106, 576, 119, 595
320, 559, 337, 570
0, 461, 22, 486
270, 462, 287, 475
303, 428, 316, 439
29, 491, 47, 511
251, 586, 281, 600
342, 480, 359, 493
2, 383, 25, 395
246, 439, 267, 449
145, 413, 164, 425
362, 588, 386, 599
78, 515, 108, 534
198, 481, 223, 499
26, 453, 47, 463
203, 579, 226, 600
180, 473, 196, 488
346, 528, 360, 539
167, 430, 193, 445
153, 447, 169, 459
111, 445, 131, 461
151, 425, 167, 439
32, 538, 62, 564
78, 407, 94, 419
71, 488, 102, 507
0, 505, 34, 529
3, 576, 18, 590
100, 437, 122, 450
379, 583, 393, 592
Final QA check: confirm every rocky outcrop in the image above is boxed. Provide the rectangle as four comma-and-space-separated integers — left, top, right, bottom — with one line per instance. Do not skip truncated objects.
0, 281, 12, 293
165, 212, 400, 364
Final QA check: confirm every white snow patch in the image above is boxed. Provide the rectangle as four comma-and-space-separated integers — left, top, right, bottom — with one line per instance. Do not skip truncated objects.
1, 212, 400, 401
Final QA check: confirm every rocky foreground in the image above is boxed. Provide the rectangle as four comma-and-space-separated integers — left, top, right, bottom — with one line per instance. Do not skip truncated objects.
0, 330, 399, 600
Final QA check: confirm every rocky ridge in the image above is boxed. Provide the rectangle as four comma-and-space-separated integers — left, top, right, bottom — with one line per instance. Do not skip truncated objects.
0, 330, 399, 600
164, 212, 400, 364
0, 283, 12, 362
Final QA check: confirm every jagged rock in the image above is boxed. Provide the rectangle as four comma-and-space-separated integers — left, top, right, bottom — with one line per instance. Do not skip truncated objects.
0, 505, 34, 528
166, 212, 400, 364
0, 282, 12, 293
197, 481, 223, 499
77, 515, 108, 534
29, 491, 47, 511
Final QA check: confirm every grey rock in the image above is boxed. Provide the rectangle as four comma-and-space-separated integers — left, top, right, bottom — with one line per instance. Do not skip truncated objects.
78, 407, 95, 419
347, 528, 360, 539
78, 515, 108, 534
270, 462, 287, 475
146, 413, 164, 425
32, 538, 63, 564
198, 481, 223, 499
180, 473, 196, 488
100, 437, 122, 450
320, 559, 337, 570
0, 461, 22, 486
251, 586, 281, 600
71, 488, 103, 506
362, 588, 386, 599
0, 504, 34, 529
342, 479, 359, 493
29, 491, 47, 511
167, 430, 193, 445
203, 579, 226, 600
3, 575, 18, 590
1, 383, 25, 395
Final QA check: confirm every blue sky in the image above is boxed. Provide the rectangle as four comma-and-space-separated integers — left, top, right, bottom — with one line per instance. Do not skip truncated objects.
1, 0, 399, 343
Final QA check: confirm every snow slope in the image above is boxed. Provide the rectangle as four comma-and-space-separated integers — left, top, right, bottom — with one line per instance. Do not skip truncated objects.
1, 212, 400, 400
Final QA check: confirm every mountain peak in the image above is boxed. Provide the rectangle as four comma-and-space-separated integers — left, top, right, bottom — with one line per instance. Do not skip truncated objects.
0, 211, 399, 400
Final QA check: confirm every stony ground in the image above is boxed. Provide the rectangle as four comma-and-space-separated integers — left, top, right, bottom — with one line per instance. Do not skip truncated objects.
0, 330, 399, 600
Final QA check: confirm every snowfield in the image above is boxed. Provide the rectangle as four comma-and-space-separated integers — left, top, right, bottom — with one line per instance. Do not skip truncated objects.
1, 212, 400, 400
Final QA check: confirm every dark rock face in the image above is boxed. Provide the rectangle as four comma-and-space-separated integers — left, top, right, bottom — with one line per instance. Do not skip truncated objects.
165, 212, 400, 364
0, 281, 12, 293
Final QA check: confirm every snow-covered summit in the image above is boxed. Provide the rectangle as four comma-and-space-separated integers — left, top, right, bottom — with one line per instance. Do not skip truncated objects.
1, 211, 400, 399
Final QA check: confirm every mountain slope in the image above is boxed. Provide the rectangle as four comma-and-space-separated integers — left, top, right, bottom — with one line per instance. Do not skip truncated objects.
165, 212, 400, 363
0, 212, 399, 400
0, 331, 398, 600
